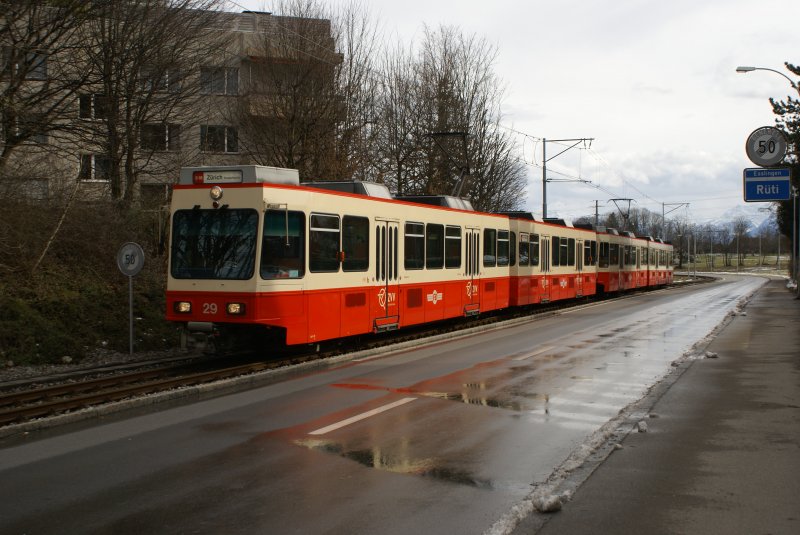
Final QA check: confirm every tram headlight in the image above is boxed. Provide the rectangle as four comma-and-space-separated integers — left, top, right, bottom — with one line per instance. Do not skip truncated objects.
226, 302, 246, 315
174, 301, 192, 314
209, 185, 224, 201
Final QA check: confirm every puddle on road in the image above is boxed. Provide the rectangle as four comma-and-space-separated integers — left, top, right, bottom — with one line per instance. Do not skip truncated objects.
295, 438, 493, 489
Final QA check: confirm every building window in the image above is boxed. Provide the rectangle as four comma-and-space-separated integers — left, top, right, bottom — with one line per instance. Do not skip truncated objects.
1, 47, 47, 80
79, 154, 111, 181
79, 94, 109, 120
141, 66, 181, 93
141, 123, 180, 151
27, 51, 47, 80
200, 66, 238, 95
1, 112, 48, 144
200, 125, 237, 153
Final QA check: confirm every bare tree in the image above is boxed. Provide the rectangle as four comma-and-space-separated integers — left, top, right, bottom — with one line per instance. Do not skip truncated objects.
373, 41, 426, 195
0, 0, 90, 173
231, 0, 342, 180
374, 25, 526, 210
328, 0, 381, 181
76, 0, 225, 203
731, 215, 751, 267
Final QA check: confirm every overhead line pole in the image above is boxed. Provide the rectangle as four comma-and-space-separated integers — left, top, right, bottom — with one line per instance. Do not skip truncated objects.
662, 202, 690, 240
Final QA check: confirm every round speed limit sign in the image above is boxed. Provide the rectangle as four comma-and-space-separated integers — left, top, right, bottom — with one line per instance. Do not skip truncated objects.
745, 126, 787, 167
117, 242, 145, 277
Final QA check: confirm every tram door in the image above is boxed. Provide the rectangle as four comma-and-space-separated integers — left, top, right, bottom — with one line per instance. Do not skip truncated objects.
374, 219, 400, 331
541, 236, 551, 303
465, 227, 481, 315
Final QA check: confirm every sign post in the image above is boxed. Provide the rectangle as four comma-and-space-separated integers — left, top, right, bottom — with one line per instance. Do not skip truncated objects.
117, 242, 145, 355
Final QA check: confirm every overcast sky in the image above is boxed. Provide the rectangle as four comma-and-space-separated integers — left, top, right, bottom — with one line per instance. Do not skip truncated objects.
235, 0, 799, 224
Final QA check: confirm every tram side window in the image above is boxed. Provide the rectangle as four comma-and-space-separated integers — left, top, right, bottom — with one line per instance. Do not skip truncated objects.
310, 213, 340, 272
552, 236, 561, 266
609, 243, 619, 267
599, 242, 609, 268
567, 238, 575, 266
497, 230, 510, 266
519, 233, 530, 266
445, 225, 461, 268
624, 245, 635, 266
342, 215, 369, 272
584, 240, 596, 266
484, 228, 497, 267
531, 234, 540, 266
261, 210, 305, 279
426, 223, 444, 269
405, 222, 424, 269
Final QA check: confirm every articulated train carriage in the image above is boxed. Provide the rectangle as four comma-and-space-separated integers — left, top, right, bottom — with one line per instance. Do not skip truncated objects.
166, 166, 673, 347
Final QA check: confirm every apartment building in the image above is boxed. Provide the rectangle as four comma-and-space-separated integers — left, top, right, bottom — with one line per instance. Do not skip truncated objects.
0, 6, 341, 205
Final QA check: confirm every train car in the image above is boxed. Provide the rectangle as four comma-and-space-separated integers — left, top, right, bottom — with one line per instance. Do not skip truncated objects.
166, 165, 672, 347
167, 165, 514, 346
646, 238, 674, 286
505, 216, 597, 306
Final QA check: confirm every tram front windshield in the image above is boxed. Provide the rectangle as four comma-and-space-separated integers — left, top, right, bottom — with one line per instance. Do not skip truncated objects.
171, 209, 258, 280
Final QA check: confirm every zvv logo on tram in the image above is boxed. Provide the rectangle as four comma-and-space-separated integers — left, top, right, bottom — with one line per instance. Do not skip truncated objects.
377, 288, 396, 309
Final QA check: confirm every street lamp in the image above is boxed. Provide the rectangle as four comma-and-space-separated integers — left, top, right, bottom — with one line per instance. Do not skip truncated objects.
736, 66, 800, 95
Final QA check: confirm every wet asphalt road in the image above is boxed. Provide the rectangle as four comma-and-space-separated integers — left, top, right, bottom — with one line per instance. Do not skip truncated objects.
0, 276, 765, 534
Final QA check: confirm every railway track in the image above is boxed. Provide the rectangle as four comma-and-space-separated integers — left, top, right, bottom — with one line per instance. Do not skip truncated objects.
0, 278, 709, 429
0, 359, 303, 428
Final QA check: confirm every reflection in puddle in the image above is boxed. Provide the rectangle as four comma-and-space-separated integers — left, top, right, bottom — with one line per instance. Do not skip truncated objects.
416, 389, 528, 412
295, 439, 492, 488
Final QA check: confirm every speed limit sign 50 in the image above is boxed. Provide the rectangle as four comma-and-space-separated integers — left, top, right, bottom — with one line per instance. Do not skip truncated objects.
745, 126, 787, 167
117, 242, 145, 277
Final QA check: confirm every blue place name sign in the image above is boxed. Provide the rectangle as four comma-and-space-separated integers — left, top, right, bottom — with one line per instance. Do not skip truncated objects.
743, 168, 792, 202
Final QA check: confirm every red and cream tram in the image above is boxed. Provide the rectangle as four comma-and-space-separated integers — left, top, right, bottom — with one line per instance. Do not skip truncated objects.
166, 166, 673, 346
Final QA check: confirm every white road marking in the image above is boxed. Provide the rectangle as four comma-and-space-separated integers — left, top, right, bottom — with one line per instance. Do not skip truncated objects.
308, 397, 417, 435
513, 345, 555, 361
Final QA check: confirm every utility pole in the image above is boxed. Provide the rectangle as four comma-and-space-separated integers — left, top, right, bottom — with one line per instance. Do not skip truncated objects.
609, 198, 634, 231
662, 202, 689, 240
542, 137, 593, 218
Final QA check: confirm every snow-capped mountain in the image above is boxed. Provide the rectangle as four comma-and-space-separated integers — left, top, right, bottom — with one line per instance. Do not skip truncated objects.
704, 204, 777, 237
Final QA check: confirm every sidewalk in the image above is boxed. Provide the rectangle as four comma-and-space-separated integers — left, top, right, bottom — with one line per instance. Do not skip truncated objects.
528, 279, 800, 535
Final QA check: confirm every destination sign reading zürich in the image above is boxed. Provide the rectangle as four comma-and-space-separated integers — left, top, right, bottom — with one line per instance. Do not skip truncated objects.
743, 167, 792, 202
